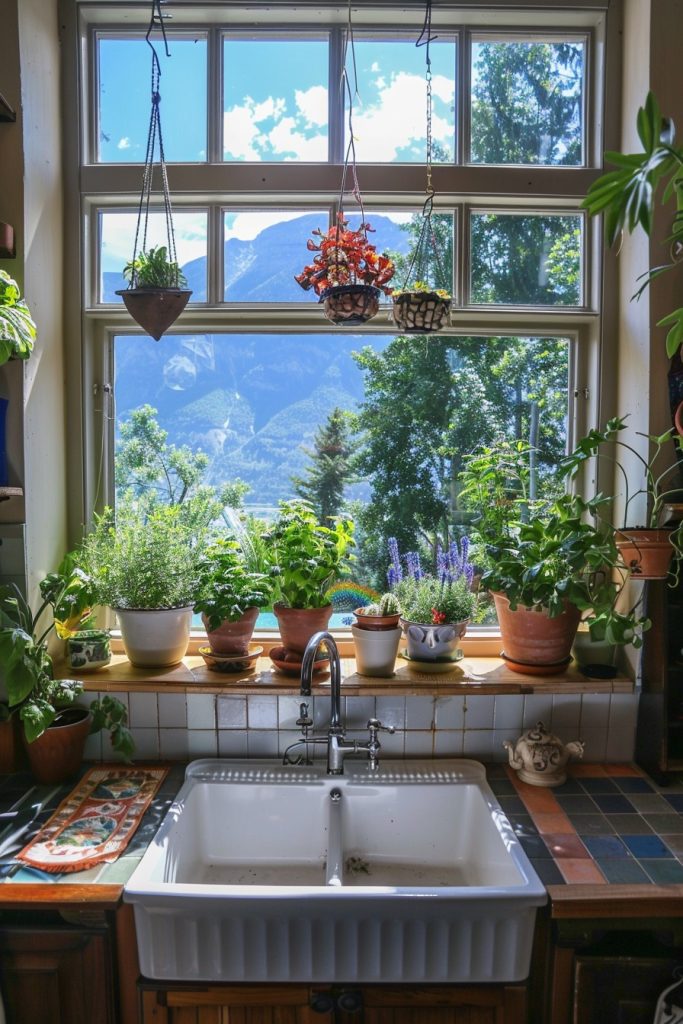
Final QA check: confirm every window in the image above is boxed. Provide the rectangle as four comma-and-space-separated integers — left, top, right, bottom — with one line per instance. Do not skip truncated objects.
70, 3, 614, 627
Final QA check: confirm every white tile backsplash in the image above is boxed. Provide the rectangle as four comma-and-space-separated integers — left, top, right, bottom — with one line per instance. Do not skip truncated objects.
581, 694, 611, 731
493, 695, 523, 732
551, 695, 581, 733
158, 693, 187, 728
187, 694, 216, 730
129, 727, 159, 760
160, 728, 189, 759
405, 697, 434, 730
522, 693, 554, 729
129, 692, 158, 728
247, 695, 278, 730
464, 695, 494, 730
375, 696, 406, 730
218, 730, 248, 758
187, 730, 218, 758
247, 730, 279, 758
463, 730, 495, 760
434, 696, 465, 730
404, 731, 434, 757
217, 695, 247, 729
433, 730, 463, 756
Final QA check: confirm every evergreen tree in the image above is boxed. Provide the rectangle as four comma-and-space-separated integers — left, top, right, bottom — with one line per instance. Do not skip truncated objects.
291, 407, 355, 522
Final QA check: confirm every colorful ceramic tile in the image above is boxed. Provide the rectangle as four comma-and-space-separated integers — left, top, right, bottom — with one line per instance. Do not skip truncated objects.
554, 794, 599, 814
582, 835, 629, 858
558, 858, 606, 884
577, 777, 620, 794
527, 858, 565, 885
640, 859, 683, 884
607, 814, 654, 835
614, 777, 655, 793
643, 814, 683, 834
596, 858, 649, 884
591, 794, 636, 814
602, 764, 641, 777
531, 812, 575, 835
622, 835, 673, 858
664, 794, 683, 811
542, 833, 589, 859
568, 764, 608, 777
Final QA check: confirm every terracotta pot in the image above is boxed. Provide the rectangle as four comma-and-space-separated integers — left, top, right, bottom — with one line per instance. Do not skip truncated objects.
320, 285, 380, 326
676, 400, 683, 438
116, 287, 192, 341
273, 603, 333, 655
352, 608, 401, 631
24, 708, 93, 785
493, 592, 581, 669
202, 607, 259, 656
616, 528, 674, 579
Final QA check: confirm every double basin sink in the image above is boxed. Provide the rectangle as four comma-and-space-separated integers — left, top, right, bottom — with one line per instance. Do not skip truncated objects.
124, 758, 546, 984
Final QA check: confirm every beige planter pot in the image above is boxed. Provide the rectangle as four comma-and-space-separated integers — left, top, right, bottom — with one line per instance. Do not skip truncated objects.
351, 624, 402, 678
116, 606, 193, 668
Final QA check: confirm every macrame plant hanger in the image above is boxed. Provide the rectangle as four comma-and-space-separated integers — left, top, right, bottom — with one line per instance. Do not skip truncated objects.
391, 0, 451, 333
115, 0, 192, 341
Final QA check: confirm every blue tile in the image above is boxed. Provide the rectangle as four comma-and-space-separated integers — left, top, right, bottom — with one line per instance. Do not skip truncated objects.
497, 795, 527, 814
641, 859, 683, 883
568, 813, 615, 835
615, 777, 655, 794
582, 835, 629, 858
579, 777, 620, 794
519, 835, 550, 859
592, 794, 636, 814
552, 779, 585, 795
622, 835, 673, 858
555, 794, 599, 814
597, 858, 649, 884
529, 858, 565, 885
664, 794, 683, 811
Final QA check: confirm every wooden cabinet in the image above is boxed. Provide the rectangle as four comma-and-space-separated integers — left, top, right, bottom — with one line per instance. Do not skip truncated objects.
0, 919, 116, 1024
139, 983, 527, 1024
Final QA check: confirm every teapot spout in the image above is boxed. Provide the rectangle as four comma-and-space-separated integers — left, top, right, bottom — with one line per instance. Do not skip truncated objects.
503, 739, 523, 770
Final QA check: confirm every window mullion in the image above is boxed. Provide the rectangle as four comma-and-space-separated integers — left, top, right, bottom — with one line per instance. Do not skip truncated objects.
329, 26, 344, 168
207, 27, 222, 164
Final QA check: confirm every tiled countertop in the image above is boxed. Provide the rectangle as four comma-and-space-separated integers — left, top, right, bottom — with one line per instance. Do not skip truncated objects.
1, 761, 683, 909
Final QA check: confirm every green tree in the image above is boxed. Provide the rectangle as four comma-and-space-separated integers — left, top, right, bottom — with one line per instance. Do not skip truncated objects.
291, 407, 355, 521
115, 404, 248, 532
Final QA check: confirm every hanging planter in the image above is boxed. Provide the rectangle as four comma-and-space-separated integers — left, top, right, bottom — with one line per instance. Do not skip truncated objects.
391, 282, 451, 333
295, 215, 395, 326
116, 5, 192, 341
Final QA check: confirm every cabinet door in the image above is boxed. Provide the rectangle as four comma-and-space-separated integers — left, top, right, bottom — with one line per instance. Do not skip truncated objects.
0, 926, 115, 1024
141, 985, 329, 1024
360, 985, 526, 1024
573, 955, 680, 1024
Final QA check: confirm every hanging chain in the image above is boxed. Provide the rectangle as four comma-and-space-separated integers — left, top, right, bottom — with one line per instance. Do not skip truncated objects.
128, 0, 180, 288
416, 0, 435, 198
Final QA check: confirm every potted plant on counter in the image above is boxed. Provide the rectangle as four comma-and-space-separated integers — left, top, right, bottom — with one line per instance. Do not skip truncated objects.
0, 581, 133, 784
559, 415, 683, 580
351, 593, 403, 678
267, 499, 354, 656
294, 214, 395, 325
116, 245, 192, 341
194, 539, 272, 655
82, 500, 203, 668
388, 537, 476, 667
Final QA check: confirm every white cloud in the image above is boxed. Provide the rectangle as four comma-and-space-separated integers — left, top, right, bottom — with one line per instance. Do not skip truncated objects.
225, 210, 322, 242
100, 211, 207, 273
267, 117, 328, 161
370, 61, 380, 72
295, 85, 328, 127
352, 71, 454, 161
223, 96, 287, 161
117, 137, 131, 150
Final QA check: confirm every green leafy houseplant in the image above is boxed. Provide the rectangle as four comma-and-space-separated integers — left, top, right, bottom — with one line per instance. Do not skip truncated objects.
194, 540, 272, 632
267, 500, 354, 610
0, 581, 132, 754
0, 270, 36, 366
582, 91, 683, 357
123, 245, 187, 289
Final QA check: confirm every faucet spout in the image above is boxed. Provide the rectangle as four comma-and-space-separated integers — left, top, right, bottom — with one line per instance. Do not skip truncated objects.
300, 631, 343, 730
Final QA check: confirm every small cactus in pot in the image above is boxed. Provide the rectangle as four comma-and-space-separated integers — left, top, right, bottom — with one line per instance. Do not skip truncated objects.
353, 592, 402, 631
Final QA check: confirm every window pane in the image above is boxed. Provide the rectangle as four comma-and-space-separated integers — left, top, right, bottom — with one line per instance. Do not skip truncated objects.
100, 211, 208, 303
346, 209, 454, 294
113, 333, 568, 618
470, 39, 584, 165
224, 210, 329, 302
470, 212, 581, 305
346, 38, 456, 163
98, 36, 207, 163
223, 37, 328, 161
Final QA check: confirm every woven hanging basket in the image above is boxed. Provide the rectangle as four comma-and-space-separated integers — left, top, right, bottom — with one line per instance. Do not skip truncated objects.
116, 287, 192, 341
391, 291, 451, 333
320, 284, 380, 326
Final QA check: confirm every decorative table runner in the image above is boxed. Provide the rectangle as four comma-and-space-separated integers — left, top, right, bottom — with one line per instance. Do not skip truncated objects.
17, 766, 168, 873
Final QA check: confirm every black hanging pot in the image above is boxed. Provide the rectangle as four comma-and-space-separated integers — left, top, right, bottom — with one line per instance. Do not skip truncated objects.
320, 284, 380, 326
392, 290, 451, 333
116, 287, 192, 341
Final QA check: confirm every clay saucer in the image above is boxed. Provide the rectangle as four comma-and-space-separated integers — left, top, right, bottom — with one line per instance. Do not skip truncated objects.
398, 649, 464, 673
501, 652, 571, 676
198, 645, 263, 673
268, 645, 330, 676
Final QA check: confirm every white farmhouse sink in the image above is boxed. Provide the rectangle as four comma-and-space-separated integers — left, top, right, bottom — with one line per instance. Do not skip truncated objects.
124, 759, 546, 984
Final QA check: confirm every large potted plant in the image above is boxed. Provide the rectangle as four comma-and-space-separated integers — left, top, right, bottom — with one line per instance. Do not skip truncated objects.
295, 214, 395, 325
0, 269, 36, 367
116, 245, 192, 341
559, 415, 683, 580
0, 580, 133, 784
194, 539, 272, 656
460, 438, 622, 673
267, 499, 354, 655
387, 537, 476, 665
82, 500, 203, 668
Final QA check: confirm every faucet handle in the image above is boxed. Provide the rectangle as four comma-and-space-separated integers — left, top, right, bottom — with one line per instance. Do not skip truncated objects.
367, 717, 395, 738
296, 702, 313, 729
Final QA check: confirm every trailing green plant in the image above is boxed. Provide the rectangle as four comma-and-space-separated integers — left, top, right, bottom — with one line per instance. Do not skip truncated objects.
194, 539, 272, 631
387, 538, 476, 625
82, 500, 204, 610
0, 270, 36, 366
580, 572, 650, 647
582, 91, 683, 357
0, 582, 133, 753
123, 245, 187, 289
266, 499, 355, 609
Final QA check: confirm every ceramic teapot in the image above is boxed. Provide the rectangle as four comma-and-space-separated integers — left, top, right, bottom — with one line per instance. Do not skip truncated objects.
503, 720, 584, 787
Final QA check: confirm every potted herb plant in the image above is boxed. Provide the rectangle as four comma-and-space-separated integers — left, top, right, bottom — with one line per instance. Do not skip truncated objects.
351, 593, 403, 678
0, 581, 133, 784
388, 538, 476, 665
391, 281, 451, 333
460, 438, 622, 673
295, 214, 395, 325
116, 245, 192, 341
0, 269, 36, 367
194, 539, 272, 656
82, 500, 203, 668
559, 415, 683, 580
267, 499, 354, 655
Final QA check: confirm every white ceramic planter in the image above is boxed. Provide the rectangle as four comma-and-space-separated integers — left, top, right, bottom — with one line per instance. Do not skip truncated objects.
116, 606, 193, 668
351, 624, 402, 677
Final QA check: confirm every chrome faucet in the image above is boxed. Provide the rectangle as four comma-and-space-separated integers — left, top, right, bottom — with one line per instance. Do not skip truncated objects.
297, 631, 395, 775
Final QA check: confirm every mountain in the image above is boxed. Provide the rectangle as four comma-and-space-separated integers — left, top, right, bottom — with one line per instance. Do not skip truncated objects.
113, 213, 409, 506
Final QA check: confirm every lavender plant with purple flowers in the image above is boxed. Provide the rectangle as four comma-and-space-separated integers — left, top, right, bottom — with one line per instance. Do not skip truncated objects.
388, 538, 476, 626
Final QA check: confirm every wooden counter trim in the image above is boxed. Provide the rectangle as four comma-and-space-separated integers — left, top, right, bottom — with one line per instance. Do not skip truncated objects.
548, 883, 683, 917
0, 882, 123, 910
